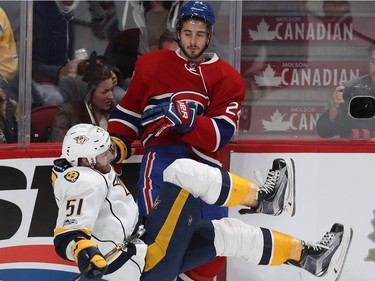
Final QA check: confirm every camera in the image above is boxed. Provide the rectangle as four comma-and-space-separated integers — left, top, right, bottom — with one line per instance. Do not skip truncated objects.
342, 84, 375, 119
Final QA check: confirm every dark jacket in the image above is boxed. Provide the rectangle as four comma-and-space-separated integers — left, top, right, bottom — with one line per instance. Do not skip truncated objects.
32, 1, 75, 84
104, 28, 140, 81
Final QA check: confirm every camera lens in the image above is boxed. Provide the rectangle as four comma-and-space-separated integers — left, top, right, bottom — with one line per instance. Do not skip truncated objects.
349, 96, 375, 119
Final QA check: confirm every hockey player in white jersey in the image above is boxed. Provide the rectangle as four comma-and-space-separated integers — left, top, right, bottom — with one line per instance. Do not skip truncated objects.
52, 123, 352, 281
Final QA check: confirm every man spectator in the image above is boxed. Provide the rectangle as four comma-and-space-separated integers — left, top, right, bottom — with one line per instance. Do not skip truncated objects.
316, 41, 375, 139
32, 0, 80, 106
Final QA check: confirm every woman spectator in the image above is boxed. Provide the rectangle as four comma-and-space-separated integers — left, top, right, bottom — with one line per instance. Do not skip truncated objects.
48, 58, 116, 142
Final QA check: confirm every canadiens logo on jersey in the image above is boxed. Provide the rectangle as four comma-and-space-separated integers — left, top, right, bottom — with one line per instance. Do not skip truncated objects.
185, 62, 197, 73
65, 171, 80, 183
171, 91, 209, 115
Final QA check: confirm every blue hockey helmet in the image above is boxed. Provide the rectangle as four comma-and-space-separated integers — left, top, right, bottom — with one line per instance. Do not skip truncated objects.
175, 1, 215, 34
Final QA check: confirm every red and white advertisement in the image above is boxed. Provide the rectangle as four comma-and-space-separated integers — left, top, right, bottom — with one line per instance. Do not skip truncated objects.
239, 105, 324, 134
242, 15, 373, 43
241, 61, 368, 89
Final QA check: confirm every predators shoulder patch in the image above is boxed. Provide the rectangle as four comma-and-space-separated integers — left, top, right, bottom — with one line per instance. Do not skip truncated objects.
65, 171, 80, 183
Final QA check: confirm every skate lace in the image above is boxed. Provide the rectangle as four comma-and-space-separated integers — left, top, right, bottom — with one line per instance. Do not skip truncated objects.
306, 232, 334, 251
259, 170, 280, 194
254, 170, 263, 186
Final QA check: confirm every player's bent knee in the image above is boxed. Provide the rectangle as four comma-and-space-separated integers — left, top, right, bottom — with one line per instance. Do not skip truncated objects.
163, 158, 203, 196
163, 159, 186, 183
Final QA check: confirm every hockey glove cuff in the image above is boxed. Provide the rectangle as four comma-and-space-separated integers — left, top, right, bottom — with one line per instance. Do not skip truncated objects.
111, 135, 133, 163
73, 239, 108, 279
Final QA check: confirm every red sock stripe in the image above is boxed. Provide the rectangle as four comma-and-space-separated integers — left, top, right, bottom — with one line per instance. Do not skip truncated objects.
143, 152, 156, 214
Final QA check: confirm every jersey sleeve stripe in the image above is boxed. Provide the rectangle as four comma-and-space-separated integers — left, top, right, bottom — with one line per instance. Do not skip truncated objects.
191, 147, 222, 167
109, 118, 138, 135
116, 104, 142, 118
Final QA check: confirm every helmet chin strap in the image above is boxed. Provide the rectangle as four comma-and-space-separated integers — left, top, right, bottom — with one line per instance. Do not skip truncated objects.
89, 157, 96, 168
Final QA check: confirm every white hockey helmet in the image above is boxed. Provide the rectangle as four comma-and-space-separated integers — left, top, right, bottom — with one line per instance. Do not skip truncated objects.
61, 123, 111, 167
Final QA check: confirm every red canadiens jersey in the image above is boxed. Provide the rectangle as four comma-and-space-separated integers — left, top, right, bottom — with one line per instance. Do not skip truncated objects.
108, 49, 245, 166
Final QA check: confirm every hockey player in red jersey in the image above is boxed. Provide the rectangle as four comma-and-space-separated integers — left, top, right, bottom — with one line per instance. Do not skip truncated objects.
108, 1, 245, 279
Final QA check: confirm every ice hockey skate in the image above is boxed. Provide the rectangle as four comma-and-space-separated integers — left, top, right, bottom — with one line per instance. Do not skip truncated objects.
290, 223, 353, 281
239, 158, 296, 216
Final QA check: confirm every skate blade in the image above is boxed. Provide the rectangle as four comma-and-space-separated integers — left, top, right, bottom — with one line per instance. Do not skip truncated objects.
325, 226, 353, 281
284, 158, 296, 217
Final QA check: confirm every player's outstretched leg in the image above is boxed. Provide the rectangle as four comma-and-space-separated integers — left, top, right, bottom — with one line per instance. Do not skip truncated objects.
288, 223, 353, 281
239, 158, 295, 216
211, 219, 352, 281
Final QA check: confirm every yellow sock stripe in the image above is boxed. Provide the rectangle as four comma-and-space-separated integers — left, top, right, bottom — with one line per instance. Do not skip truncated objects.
224, 173, 252, 206
270, 230, 302, 265
144, 189, 190, 272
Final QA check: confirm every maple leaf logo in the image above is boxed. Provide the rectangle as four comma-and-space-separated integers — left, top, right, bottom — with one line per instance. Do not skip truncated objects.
365, 210, 375, 262
262, 109, 291, 131
254, 64, 283, 87
249, 18, 277, 41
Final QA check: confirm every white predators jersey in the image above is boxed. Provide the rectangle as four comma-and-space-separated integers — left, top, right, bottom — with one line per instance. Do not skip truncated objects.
53, 165, 147, 280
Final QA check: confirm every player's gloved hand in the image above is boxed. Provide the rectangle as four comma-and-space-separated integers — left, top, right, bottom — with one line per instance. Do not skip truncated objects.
111, 134, 133, 163
141, 101, 197, 135
73, 239, 108, 280
118, 242, 137, 263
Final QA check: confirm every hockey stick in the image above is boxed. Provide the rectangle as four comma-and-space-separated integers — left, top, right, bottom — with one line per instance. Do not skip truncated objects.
70, 225, 146, 281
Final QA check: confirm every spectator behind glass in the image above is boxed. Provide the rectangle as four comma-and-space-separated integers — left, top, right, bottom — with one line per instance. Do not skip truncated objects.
48, 57, 116, 142
322, 0, 352, 26
104, 1, 181, 87
316, 42, 375, 139
86, 1, 119, 41
32, 0, 81, 106
0, 7, 17, 90
0, 88, 18, 144
158, 29, 178, 51
96, 55, 126, 102
0, 6, 18, 143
